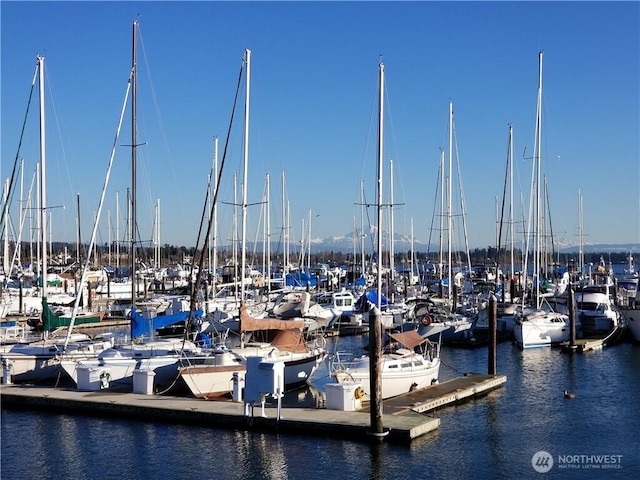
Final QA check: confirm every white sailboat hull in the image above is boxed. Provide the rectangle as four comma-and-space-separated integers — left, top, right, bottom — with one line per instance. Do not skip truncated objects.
60, 353, 186, 390
179, 346, 325, 399
179, 349, 247, 398
332, 350, 440, 400
1, 336, 113, 382
513, 309, 574, 349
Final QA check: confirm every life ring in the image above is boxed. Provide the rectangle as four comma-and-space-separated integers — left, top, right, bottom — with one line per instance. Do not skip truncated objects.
420, 314, 432, 326
354, 386, 366, 400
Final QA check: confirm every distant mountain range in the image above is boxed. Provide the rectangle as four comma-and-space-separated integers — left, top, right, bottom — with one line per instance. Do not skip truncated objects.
299, 232, 640, 255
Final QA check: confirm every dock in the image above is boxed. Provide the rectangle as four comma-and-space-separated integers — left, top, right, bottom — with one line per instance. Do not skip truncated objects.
560, 326, 627, 353
0, 372, 505, 444
364, 373, 507, 415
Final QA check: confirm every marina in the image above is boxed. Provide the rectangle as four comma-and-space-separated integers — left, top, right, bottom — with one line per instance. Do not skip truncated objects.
1, 2, 639, 478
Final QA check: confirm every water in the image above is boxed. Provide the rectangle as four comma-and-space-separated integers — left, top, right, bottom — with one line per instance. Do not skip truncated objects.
2, 332, 639, 480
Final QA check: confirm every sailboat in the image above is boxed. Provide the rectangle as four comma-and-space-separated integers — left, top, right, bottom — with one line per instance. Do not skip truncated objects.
409, 104, 476, 344
58, 22, 208, 390
513, 52, 577, 349
178, 50, 325, 399
329, 62, 440, 400
180, 303, 326, 398
0, 55, 114, 383
471, 125, 519, 340
617, 253, 639, 303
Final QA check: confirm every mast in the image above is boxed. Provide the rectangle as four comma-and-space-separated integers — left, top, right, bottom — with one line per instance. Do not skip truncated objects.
265, 172, 271, 294
212, 136, 219, 292
108, 210, 111, 266
131, 20, 138, 308
360, 180, 365, 279
36, 162, 41, 285
300, 218, 305, 271
352, 214, 357, 284
448, 102, 453, 303
232, 172, 238, 288
534, 51, 543, 308
281, 170, 288, 278
37, 55, 47, 301
578, 188, 584, 276
240, 48, 251, 303
370, 59, 385, 437
2, 179, 9, 278
410, 217, 415, 289
389, 159, 395, 292
307, 209, 312, 273
19, 161, 24, 275
376, 62, 384, 311
154, 198, 160, 269
438, 148, 444, 284
76, 193, 81, 264
509, 124, 515, 279
115, 192, 120, 270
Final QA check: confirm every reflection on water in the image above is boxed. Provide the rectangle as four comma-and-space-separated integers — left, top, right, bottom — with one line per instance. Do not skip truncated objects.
3, 336, 640, 480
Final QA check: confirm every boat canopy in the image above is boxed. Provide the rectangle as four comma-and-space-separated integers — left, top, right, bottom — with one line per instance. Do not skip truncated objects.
130, 306, 203, 339
239, 304, 305, 332
354, 290, 389, 311
285, 271, 317, 288
389, 330, 429, 350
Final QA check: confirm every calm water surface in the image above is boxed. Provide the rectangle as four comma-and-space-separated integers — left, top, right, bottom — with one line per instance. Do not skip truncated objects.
2, 335, 639, 479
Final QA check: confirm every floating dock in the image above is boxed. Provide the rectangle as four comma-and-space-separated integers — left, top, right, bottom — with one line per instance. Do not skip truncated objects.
363, 373, 507, 415
0, 372, 505, 444
560, 326, 627, 353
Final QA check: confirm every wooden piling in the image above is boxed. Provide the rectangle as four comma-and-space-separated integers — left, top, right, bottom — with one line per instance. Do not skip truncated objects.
488, 295, 497, 375
368, 306, 385, 439
19, 278, 24, 315
569, 284, 576, 349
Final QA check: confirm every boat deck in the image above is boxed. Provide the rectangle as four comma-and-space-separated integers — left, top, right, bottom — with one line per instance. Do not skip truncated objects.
0, 372, 505, 444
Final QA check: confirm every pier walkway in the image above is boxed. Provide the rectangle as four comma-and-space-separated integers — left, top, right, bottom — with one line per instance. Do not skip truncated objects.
0, 373, 505, 444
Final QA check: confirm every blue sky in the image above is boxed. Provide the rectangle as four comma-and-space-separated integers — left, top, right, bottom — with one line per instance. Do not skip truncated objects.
2, 1, 639, 254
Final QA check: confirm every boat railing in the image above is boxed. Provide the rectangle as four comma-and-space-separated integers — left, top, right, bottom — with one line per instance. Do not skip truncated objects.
305, 333, 327, 351
328, 350, 356, 374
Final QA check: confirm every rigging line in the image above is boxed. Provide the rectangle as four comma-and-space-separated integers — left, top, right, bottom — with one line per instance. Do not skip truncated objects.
356, 73, 378, 212
382, 77, 408, 217
45, 63, 77, 210
544, 177, 556, 261
453, 121, 471, 275
360, 189, 377, 257
425, 153, 443, 260
136, 24, 180, 213
497, 126, 511, 255
64, 68, 134, 350
183, 54, 245, 340
195, 59, 244, 274
1, 62, 39, 239
9, 169, 37, 272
